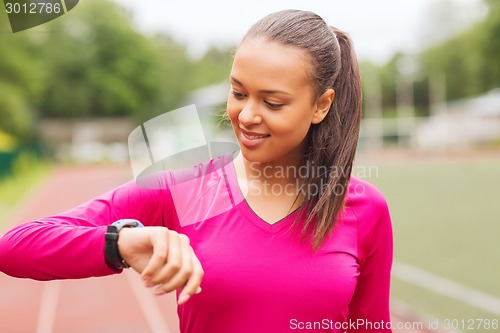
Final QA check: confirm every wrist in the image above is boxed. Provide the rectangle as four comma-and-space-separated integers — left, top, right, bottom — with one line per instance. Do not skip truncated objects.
116, 228, 134, 268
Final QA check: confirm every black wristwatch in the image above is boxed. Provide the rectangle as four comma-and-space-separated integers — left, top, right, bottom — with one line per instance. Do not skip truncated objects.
104, 219, 144, 270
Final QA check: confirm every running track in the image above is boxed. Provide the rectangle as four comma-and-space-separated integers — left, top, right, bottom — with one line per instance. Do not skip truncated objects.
0, 164, 429, 333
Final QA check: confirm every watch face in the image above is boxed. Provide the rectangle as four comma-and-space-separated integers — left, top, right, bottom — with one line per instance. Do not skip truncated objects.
112, 219, 143, 231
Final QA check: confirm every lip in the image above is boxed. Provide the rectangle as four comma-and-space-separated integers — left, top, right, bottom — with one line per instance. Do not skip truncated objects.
239, 128, 270, 148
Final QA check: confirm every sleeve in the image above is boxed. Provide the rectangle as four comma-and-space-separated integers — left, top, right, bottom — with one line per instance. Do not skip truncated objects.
0, 173, 179, 281
346, 183, 393, 333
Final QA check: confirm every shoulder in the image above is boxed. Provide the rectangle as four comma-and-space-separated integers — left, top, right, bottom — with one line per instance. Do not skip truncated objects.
345, 176, 391, 239
346, 176, 389, 218
345, 176, 393, 261
345, 177, 392, 263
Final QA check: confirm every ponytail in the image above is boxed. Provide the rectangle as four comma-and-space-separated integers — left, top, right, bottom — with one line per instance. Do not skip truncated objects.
299, 28, 362, 250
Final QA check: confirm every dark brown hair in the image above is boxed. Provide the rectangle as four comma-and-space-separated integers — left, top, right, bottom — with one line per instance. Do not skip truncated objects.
245, 10, 362, 249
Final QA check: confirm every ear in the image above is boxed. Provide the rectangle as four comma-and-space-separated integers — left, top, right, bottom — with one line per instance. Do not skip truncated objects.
311, 89, 335, 124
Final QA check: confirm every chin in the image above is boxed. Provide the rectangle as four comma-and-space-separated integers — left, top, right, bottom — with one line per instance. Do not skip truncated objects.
238, 147, 271, 164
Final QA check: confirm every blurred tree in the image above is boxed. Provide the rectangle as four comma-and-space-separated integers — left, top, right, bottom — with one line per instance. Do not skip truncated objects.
0, 82, 34, 139
0, 17, 43, 139
146, 34, 193, 120
29, 0, 232, 122
0, 0, 236, 143
2, 0, 497, 144
190, 46, 234, 89
476, 0, 500, 91
377, 55, 399, 117
361, 0, 499, 119
418, 0, 500, 100
38, 0, 179, 120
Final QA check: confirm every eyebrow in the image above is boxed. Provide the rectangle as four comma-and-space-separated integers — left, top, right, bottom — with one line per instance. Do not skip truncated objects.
230, 75, 291, 96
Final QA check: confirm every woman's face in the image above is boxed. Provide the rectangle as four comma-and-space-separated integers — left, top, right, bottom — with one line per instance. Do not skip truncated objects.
227, 37, 332, 166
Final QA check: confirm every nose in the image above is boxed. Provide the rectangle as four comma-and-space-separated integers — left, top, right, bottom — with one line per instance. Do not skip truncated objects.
238, 101, 262, 126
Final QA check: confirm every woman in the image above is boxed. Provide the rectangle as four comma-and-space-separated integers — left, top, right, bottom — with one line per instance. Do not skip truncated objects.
0, 9, 393, 333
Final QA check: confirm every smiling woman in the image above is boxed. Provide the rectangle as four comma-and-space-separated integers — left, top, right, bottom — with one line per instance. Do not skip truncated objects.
228, 10, 363, 248
0, 9, 393, 333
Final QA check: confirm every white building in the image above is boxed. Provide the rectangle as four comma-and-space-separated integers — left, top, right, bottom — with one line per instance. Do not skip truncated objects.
414, 88, 500, 150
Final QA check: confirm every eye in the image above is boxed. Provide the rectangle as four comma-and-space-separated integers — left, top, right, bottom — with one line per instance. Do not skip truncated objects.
231, 90, 246, 100
264, 101, 284, 109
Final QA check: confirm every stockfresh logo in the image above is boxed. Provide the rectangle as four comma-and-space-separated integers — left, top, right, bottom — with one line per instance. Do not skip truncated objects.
3, 0, 79, 32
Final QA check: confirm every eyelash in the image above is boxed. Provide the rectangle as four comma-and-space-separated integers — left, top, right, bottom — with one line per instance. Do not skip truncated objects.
231, 91, 284, 110
231, 91, 246, 99
264, 101, 284, 109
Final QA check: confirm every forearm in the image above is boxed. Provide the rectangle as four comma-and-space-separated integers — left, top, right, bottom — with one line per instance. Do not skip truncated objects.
0, 219, 117, 280
0, 176, 174, 280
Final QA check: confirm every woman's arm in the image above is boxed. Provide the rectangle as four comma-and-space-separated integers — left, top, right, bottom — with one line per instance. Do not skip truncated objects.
0, 176, 174, 280
346, 180, 394, 332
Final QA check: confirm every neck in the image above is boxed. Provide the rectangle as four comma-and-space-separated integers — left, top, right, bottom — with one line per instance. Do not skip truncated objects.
235, 151, 305, 186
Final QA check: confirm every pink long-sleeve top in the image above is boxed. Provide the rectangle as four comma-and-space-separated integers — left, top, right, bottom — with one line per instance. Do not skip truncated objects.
0, 154, 393, 332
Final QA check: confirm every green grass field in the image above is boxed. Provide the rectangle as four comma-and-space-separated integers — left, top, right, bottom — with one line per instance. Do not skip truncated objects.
362, 157, 500, 325
0, 159, 50, 228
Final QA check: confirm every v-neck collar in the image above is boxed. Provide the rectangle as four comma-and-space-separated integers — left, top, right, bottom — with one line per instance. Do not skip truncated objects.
222, 152, 298, 235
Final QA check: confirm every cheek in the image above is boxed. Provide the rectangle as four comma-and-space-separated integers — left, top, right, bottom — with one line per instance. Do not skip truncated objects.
268, 112, 311, 137
226, 100, 240, 125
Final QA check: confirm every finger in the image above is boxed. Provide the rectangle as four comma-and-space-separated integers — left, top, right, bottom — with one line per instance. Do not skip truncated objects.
178, 248, 204, 305
148, 230, 182, 287
157, 234, 194, 294
141, 228, 169, 282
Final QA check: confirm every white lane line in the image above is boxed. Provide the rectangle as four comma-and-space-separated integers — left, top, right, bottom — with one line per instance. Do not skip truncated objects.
391, 299, 462, 333
36, 281, 61, 333
393, 261, 500, 315
124, 270, 172, 333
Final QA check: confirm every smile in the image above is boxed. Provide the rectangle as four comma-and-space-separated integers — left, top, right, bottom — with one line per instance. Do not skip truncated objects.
239, 128, 270, 148
240, 129, 270, 139
245, 133, 270, 139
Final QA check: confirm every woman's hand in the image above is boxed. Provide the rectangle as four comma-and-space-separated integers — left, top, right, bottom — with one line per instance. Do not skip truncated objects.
117, 227, 204, 305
